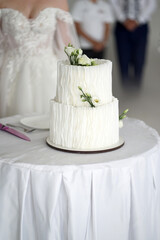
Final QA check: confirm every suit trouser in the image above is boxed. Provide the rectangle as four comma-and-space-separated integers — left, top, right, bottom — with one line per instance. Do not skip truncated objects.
114, 22, 149, 85
82, 49, 105, 59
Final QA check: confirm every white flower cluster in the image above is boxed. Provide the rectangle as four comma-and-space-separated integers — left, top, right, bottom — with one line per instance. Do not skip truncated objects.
64, 44, 96, 66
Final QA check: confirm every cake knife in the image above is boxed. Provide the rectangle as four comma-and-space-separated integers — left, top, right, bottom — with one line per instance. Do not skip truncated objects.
0, 123, 31, 141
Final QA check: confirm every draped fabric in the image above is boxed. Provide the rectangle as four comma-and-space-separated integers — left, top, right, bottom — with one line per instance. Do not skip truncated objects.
0, 117, 160, 240
53, 9, 79, 59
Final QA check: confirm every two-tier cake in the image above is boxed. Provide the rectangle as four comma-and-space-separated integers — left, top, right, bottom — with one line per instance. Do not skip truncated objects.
48, 45, 120, 151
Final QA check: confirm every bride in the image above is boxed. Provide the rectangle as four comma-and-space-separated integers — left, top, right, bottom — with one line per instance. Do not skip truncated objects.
0, 0, 78, 117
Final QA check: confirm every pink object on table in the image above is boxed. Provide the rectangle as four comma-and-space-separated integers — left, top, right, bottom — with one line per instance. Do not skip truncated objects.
0, 123, 31, 141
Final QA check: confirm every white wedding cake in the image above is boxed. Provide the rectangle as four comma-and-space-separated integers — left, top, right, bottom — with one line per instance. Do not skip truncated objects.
49, 45, 120, 150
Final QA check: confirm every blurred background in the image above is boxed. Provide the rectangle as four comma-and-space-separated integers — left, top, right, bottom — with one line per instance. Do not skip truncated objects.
68, 0, 160, 134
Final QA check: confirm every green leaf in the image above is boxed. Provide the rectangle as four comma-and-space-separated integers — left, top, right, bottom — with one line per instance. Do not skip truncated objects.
119, 109, 129, 120
91, 61, 96, 66
124, 109, 129, 114
86, 93, 91, 98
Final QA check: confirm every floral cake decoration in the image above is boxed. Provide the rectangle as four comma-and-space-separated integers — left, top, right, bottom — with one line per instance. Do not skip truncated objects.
64, 44, 129, 127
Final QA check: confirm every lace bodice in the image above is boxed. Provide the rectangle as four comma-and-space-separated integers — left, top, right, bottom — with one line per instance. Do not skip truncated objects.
0, 8, 73, 56
0, 7, 79, 118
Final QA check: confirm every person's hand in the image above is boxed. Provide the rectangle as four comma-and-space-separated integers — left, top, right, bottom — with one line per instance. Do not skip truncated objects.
123, 19, 139, 31
92, 41, 105, 51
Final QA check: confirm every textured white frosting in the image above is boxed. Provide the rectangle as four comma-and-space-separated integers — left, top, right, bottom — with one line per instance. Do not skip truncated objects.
49, 98, 119, 150
56, 59, 112, 106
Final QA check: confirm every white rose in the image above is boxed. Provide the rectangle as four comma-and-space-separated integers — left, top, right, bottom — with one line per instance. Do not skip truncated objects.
64, 46, 75, 56
78, 54, 91, 65
77, 54, 82, 60
77, 49, 83, 55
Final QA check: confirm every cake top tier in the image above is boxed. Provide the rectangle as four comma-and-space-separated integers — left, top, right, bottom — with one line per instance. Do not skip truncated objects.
56, 58, 113, 106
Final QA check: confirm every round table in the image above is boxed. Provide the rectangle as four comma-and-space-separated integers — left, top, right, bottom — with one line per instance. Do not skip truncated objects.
0, 116, 160, 240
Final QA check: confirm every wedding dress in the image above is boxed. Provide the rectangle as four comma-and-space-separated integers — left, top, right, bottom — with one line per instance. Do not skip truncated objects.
0, 8, 78, 117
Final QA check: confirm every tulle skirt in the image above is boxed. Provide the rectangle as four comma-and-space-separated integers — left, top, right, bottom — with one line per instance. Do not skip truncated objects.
0, 51, 58, 118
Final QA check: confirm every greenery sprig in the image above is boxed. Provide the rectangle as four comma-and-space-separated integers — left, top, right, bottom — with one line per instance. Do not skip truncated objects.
119, 109, 129, 120
78, 86, 95, 108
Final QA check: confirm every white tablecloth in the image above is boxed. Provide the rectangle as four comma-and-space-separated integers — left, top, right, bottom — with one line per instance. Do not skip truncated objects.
0, 116, 160, 240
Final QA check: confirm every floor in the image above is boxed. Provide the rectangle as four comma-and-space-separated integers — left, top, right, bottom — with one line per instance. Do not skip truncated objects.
69, 1, 160, 134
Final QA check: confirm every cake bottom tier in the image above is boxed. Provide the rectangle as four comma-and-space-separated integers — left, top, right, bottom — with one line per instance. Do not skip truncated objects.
49, 98, 119, 150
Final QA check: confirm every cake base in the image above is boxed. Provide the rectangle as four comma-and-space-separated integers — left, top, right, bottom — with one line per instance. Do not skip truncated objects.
46, 137, 125, 154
